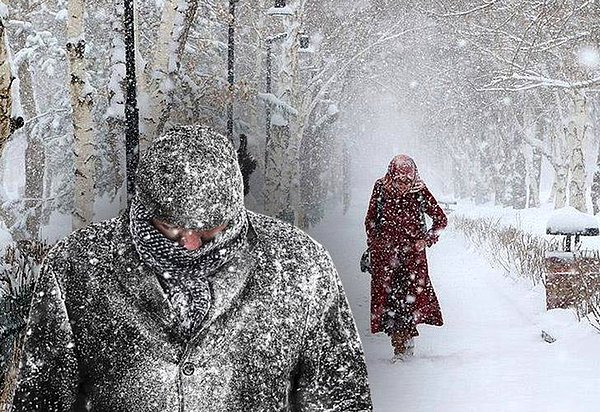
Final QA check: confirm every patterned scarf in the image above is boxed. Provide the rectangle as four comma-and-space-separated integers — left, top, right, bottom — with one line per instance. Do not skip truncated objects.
129, 196, 249, 337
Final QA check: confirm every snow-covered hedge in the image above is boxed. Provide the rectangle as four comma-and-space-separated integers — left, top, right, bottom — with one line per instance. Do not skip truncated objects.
453, 214, 600, 333
453, 214, 556, 286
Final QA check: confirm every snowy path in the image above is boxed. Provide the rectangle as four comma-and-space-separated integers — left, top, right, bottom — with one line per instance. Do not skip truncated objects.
310, 200, 600, 412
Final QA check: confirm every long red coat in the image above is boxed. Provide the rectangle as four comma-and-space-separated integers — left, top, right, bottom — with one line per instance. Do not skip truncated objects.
365, 178, 447, 335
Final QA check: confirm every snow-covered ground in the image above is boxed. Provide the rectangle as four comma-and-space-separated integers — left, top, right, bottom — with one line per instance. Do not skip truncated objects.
310, 190, 600, 412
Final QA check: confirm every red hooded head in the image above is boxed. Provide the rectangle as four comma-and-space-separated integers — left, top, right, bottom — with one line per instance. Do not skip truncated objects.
384, 154, 425, 196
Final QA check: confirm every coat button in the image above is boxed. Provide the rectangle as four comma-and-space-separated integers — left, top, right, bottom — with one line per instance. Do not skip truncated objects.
182, 362, 195, 376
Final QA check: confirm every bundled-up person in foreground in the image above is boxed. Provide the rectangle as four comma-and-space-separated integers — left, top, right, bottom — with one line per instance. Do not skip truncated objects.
11, 125, 373, 411
365, 154, 447, 362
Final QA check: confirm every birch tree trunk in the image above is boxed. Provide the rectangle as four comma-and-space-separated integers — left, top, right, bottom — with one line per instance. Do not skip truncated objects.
280, 1, 304, 225
592, 131, 600, 214
67, 0, 95, 230
555, 163, 569, 209
552, 128, 569, 209
592, 164, 600, 215
0, 12, 18, 238
247, 0, 269, 173
567, 90, 588, 212
17, 59, 45, 237
138, 0, 199, 150
24, 127, 45, 237
545, 93, 569, 207
590, 99, 600, 214
154, 0, 199, 138
526, 107, 543, 208
529, 132, 543, 208
139, 0, 177, 148
264, 1, 304, 223
105, 1, 127, 203
0, 16, 12, 154
2, 5, 46, 239
342, 140, 350, 214
529, 145, 542, 207
265, 124, 293, 221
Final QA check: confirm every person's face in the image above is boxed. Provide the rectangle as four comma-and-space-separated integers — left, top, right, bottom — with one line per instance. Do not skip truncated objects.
151, 218, 227, 250
390, 162, 415, 193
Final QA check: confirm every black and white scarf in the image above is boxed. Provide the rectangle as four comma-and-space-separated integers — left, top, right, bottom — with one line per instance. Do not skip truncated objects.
129, 197, 249, 337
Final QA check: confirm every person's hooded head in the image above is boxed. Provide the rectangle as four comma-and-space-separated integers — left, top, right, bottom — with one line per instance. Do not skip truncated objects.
130, 125, 248, 258
384, 154, 425, 196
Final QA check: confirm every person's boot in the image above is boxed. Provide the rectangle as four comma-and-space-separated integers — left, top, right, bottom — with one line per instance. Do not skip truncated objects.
405, 338, 415, 356
390, 332, 408, 362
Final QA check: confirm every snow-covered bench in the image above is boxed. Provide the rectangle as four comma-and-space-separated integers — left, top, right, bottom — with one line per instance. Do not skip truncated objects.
437, 196, 457, 213
544, 207, 600, 310
546, 206, 599, 252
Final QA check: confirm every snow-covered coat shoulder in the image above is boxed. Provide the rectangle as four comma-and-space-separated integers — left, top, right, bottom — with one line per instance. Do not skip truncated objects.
12, 211, 372, 412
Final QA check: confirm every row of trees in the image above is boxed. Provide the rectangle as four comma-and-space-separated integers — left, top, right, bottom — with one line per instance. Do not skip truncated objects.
445, 0, 600, 213
2, 0, 598, 245
0, 0, 427, 241
346, 0, 600, 213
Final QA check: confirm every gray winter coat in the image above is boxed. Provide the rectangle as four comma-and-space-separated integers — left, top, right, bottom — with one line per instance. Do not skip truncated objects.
11, 125, 372, 411
11, 211, 372, 411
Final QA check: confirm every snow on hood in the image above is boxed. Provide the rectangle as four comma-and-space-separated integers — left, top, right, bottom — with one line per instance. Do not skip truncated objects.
134, 125, 245, 231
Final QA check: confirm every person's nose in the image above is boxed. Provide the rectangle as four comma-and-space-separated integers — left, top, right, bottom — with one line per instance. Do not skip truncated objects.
180, 229, 203, 250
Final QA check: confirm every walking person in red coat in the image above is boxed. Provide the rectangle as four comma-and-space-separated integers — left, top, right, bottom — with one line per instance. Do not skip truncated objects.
365, 154, 447, 361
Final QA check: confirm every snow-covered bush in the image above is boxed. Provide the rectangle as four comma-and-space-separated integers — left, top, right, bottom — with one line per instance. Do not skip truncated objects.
572, 254, 600, 333
0, 240, 50, 401
453, 214, 555, 286
453, 214, 600, 332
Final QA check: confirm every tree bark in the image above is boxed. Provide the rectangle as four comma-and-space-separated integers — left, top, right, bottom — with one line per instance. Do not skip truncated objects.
139, 0, 178, 149
3, 6, 47, 239
567, 90, 588, 212
105, 0, 127, 204
67, 0, 95, 230
555, 162, 569, 209
526, 107, 544, 208
154, 0, 199, 139
512, 142, 527, 209
547, 128, 569, 209
124, 0, 140, 206
0, 17, 13, 154
264, 124, 293, 221
267, 0, 304, 225
263, 2, 304, 223
24, 128, 45, 237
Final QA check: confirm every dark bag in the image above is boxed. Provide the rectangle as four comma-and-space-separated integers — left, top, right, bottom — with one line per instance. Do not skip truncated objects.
360, 183, 385, 274
360, 249, 371, 273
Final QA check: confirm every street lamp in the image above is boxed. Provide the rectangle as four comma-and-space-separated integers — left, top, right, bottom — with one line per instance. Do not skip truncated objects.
227, 0, 240, 143
124, 0, 140, 207
299, 31, 310, 50
267, 0, 293, 16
